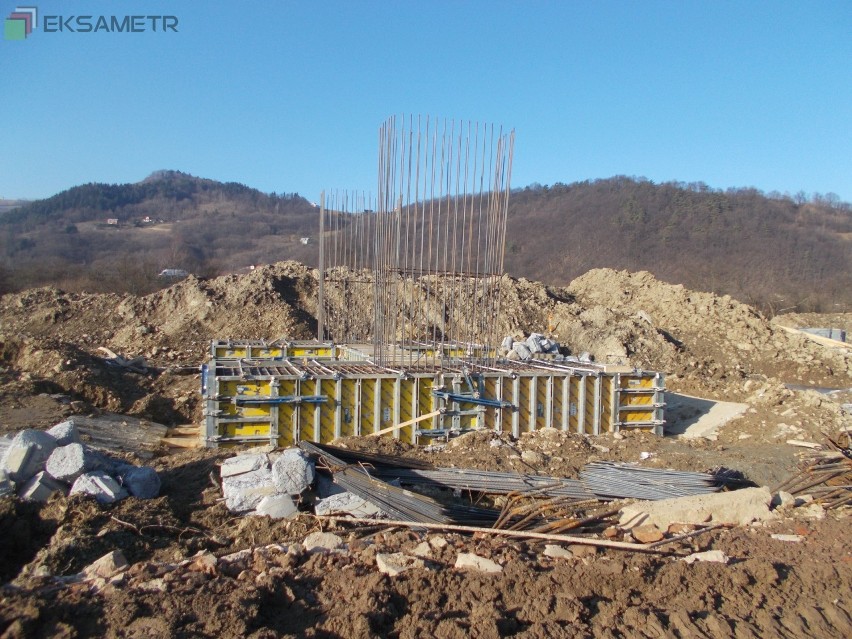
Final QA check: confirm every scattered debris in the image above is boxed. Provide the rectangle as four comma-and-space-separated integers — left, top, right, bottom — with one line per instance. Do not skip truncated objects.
455, 553, 503, 573
770, 534, 804, 542
680, 550, 729, 565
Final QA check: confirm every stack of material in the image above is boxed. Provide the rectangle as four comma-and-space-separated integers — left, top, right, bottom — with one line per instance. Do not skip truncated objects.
773, 436, 852, 510
300, 442, 500, 526
0, 420, 160, 504
580, 462, 733, 501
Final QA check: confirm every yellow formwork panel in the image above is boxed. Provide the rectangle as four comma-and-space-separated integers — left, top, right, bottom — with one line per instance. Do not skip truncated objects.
516, 377, 532, 433
584, 377, 599, 435
553, 376, 566, 431
339, 378, 358, 439
379, 378, 396, 434
319, 379, 337, 443
397, 378, 416, 443
223, 422, 271, 439
620, 375, 655, 389
600, 377, 613, 432
535, 376, 548, 430
361, 379, 377, 435
482, 377, 499, 431
568, 377, 581, 432
298, 379, 317, 442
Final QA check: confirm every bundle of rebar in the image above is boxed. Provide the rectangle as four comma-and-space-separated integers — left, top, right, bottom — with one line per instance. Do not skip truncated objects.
773, 442, 852, 510
579, 462, 726, 501
369, 467, 596, 500
299, 441, 499, 525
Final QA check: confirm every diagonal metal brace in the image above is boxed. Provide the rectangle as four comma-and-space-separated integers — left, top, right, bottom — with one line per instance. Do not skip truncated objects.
432, 390, 514, 409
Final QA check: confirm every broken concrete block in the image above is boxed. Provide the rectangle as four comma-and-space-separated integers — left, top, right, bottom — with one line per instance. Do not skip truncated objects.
680, 550, 729, 565
2, 429, 57, 483
631, 524, 665, 544
221, 466, 276, 513
255, 494, 298, 519
567, 545, 598, 558
18, 471, 67, 503
526, 334, 544, 354
771, 491, 795, 509
271, 448, 314, 495
45, 443, 94, 483
429, 536, 448, 549
82, 550, 129, 579
376, 552, 424, 576
454, 553, 502, 573
119, 466, 161, 499
543, 544, 573, 559
46, 420, 81, 446
220, 453, 268, 478
770, 533, 803, 542
0, 470, 14, 498
512, 342, 532, 360
315, 472, 345, 498
412, 542, 432, 558
303, 532, 343, 552
501, 336, 514, 351
619, 486, 774, 529
70, 471, 129, 505
315, 491, 382, 518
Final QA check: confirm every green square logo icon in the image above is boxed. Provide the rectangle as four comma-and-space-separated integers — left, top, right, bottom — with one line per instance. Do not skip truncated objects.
4, 18, 26, 40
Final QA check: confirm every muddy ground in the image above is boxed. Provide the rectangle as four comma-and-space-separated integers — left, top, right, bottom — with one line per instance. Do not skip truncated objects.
0, 263, 850, 637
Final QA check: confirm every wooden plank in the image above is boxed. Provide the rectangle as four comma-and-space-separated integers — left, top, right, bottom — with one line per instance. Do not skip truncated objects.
368, 409, 443, 437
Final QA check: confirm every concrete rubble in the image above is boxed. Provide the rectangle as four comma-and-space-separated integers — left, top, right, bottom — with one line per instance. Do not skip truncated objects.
454, 552, 503, 573
219, 448, 316, 517
376, 552, 425, 576
619, 486, 775, 529
0, 419, 160, 504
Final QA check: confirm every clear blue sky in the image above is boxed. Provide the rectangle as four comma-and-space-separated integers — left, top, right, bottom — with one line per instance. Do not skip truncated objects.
1, 0, 850, 201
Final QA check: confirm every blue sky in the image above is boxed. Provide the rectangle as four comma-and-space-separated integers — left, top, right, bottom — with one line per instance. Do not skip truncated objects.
1, 1, 850, 201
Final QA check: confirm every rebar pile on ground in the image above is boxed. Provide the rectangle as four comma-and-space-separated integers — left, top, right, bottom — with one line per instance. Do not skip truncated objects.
774, 437, 852, 510
299, 441, 499, 526
369, 467, 596, 500
579, 462, 729, 501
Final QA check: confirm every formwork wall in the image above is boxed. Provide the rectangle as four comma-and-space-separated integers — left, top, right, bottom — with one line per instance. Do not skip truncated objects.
202, 343, 665, 448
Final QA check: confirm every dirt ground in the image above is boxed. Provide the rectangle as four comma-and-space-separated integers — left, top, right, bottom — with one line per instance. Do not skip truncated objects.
0, 263, 850, 638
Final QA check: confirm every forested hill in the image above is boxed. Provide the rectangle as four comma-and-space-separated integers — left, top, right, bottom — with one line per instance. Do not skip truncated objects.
503, 178, 851, 312
1, 172, 849, 312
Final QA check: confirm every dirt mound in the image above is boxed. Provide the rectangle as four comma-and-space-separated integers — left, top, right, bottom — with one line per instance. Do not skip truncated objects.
567, 268, 851, 388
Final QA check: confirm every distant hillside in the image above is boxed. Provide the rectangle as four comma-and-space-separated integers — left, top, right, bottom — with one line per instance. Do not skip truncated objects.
0, 171, 320, 293
503, 178, 851, 313
0, 173, 849, 312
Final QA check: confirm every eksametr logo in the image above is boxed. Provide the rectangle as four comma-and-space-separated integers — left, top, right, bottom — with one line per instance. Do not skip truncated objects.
4, 5, 36, 40
4, 5, 179, 40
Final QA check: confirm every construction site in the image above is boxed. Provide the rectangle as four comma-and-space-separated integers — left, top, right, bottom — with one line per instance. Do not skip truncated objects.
0, 116, 850, 638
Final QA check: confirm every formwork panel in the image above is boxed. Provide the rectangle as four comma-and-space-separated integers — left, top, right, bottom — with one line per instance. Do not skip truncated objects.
535, 376, 549, 430
202, 353, 666, 446
360, 378, 377, 435
318, 378, 337, 443
600, 376, 613, 433
298, 379, 317, 442
339, 378, 358, 439
568, 377, 581, 432
482, 377, 499, 430
517, 376, 532, 434
396, 378, 415, 442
